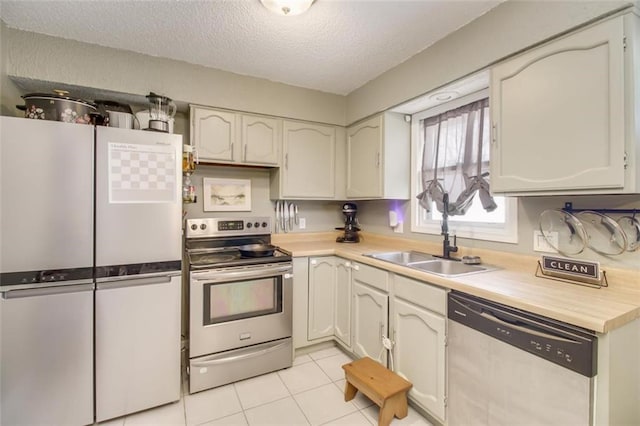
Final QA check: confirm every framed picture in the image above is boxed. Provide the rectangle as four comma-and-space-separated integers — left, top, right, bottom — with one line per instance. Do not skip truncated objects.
203, 178, 252, 211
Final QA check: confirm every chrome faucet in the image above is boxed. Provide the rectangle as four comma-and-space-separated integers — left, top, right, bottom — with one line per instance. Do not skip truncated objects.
440, 192, 458, 260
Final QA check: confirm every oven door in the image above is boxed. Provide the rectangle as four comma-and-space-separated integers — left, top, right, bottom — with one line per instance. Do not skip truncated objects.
189, 262, 293, 358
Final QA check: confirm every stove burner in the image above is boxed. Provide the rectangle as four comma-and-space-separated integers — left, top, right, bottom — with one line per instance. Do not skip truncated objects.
189, 252, 240, 266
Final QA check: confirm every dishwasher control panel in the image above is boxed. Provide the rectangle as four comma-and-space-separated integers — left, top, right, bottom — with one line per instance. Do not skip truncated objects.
448, 291, 597, 377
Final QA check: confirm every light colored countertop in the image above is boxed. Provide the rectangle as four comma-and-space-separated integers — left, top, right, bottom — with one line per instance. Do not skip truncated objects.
272, 232, 640, 334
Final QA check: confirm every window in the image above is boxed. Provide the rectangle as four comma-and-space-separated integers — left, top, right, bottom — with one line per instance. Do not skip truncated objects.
410, 89, 518, 243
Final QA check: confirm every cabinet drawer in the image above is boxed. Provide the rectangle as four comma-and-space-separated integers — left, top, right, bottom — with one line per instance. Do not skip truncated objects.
394, 274, 446, 315
352, 262, 388, 292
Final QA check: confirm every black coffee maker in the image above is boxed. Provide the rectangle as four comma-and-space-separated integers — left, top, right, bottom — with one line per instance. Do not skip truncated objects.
336, 202, 360, 243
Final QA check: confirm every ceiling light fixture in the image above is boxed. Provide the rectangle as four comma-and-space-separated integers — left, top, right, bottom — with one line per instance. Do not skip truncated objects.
260, 0, 314, 16
429, 91, 459, 102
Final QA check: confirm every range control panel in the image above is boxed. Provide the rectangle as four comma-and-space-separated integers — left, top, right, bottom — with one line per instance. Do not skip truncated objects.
186, 217, 271, 238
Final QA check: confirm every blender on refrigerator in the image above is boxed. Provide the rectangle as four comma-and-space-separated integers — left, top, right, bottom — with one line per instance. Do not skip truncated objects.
145, 92, 177, 133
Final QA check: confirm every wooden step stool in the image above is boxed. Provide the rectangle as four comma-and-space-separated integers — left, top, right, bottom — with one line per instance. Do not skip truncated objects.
342, 357, 413, 426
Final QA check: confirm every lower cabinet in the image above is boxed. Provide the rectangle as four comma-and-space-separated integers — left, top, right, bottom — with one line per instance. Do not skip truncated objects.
352, 281, 388, 365
351, 263, 389, 365
299, 256, 352, 349
308, 257, 337, 340
334, 258, 352, 347
391, 274, 447, 423
301, 258, 448, 422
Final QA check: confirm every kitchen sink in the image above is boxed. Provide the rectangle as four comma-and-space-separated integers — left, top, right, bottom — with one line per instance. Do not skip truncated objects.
364, 251, 496, 277
408, 260, 492, 277
365, 250, 436, 265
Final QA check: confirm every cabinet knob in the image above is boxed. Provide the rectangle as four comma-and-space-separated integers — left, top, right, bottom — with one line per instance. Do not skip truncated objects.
310, 259, 317, 265
352, 264, 360, 271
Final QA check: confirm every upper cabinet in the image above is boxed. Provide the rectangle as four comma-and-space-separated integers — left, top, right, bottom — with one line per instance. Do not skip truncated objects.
190, 105, 280, 166
191, 107, 236, 162
241, 115, 280, 165
270, 120, 338, 199
346, 112, 410, 199
490, 13, 640, 195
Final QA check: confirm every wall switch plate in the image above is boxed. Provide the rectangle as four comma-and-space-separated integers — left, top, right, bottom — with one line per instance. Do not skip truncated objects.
299, 218, 306, 229
533, 230, 558, 253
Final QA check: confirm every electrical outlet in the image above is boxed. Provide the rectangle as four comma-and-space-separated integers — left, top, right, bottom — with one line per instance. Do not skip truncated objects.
533, 230, 558, 253
299, 218, 306, 229
393, 222, 404, 233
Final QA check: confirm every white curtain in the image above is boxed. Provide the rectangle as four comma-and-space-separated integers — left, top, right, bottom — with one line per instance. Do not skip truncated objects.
416, 98, 496, 215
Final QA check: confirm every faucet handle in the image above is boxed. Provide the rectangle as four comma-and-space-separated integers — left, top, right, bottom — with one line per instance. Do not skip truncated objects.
451, 234, 459, 252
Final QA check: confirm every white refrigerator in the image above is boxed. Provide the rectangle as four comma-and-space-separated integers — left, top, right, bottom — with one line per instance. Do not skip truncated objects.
1, 117, 95, 426
0, 117, 183, 425
93, 126, 182, 422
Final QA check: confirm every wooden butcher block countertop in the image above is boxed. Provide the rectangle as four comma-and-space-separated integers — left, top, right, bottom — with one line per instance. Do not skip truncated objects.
272, 232, 640, 334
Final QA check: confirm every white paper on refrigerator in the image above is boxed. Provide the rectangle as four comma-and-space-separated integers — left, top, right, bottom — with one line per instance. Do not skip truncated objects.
108, 142, 177, 203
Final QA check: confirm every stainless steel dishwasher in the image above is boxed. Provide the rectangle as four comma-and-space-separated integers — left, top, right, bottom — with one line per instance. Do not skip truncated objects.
447, 291, 597, 426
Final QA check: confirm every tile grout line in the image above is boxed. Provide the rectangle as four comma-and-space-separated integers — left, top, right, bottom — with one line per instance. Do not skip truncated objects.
301, 353, 363, 426
290, 355, 332, 425
230, 381, 251, 426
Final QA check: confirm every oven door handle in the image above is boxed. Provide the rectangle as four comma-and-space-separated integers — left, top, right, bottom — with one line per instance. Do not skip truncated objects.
191, 264, 293, 283
191, 341, 290, 367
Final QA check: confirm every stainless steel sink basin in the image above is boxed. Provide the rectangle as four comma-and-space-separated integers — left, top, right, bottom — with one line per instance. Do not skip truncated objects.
408, 260, 492, 277
364, 250, 496, 277
365, 250, 436, 265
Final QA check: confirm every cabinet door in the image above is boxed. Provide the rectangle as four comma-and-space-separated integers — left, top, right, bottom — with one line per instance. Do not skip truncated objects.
191, 107, 237, 162
282, 121, 336, 198
347, 115, 383, 198
352, 281, 388, 365
308, 257, 336, 340
491, 17, 625, 193
334, 259, 352, 348
242, 115, 280, 165
392, 298, 446, 421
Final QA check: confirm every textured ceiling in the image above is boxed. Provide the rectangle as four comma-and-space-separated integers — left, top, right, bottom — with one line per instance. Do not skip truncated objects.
0, 0, 501, 95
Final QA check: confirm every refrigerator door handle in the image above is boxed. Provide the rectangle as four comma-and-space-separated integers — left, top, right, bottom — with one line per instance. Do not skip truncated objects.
0, 278, 94, 292
96, 272, 180, 290
1, 283, 95, 299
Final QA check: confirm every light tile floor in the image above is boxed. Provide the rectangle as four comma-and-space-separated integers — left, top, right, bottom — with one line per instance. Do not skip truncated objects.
99, 346, 433, 426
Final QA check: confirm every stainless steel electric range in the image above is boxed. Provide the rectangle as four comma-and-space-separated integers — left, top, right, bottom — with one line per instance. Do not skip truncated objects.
185, 217, 293, 394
